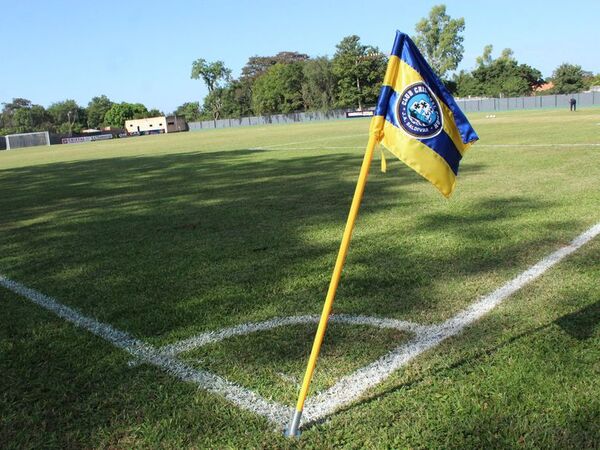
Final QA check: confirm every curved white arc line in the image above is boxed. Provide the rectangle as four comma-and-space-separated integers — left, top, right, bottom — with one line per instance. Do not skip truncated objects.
1, 222, 599, 428
161, 314, 426, 356
300, 222, 600, 425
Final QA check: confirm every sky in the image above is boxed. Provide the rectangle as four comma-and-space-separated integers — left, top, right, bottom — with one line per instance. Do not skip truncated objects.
1, 0, 599, 113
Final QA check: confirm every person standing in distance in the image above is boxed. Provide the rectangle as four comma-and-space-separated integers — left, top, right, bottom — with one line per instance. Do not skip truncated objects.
569, 96, 577, 111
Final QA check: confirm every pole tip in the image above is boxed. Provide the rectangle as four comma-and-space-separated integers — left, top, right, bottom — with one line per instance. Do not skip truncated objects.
283, 427, 301, 438
283, 410, 302, 438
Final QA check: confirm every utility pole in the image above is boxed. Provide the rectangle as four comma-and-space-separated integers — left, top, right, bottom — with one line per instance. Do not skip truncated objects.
67, 110, 73, 137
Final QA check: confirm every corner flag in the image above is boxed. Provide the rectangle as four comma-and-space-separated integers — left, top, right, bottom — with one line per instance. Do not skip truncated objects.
372, 31, 478, 197
286, 31, 477, 437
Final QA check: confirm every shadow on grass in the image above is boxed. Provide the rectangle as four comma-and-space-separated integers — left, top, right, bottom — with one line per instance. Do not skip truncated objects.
556, 300, 600, 340
0, 149, 487, 335
0, 147, 582, 339
327, 298, 600, 425
334, 196, 581, 320
1, 146, 597, 447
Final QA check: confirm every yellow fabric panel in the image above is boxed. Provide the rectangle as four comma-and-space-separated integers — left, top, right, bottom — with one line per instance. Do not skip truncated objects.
389, 60, 470, 155
389, 58, 423, 91
382, 55, 400, 87
369, 115, 386, 138
380, 120, 456, 197
380, 149, 387, 173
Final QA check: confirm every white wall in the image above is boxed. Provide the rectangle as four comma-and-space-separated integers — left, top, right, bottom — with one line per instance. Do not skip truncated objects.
125, 116, 168, 134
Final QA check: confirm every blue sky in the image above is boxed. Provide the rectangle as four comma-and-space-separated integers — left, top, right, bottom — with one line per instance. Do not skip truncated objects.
1, 0, 599, 113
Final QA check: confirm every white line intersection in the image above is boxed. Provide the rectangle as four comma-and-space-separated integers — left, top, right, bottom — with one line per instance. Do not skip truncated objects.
1, 222, 599, 429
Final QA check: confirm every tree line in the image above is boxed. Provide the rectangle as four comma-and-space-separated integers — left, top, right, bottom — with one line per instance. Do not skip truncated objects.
182, 4, 599, 122
452, 47, 598, 98
178, 35, 388, 124
2, 4, 598, 136
0, 96, 163, 136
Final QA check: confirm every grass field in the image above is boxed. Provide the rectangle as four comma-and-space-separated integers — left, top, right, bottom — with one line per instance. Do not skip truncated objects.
1, 108, 599, 448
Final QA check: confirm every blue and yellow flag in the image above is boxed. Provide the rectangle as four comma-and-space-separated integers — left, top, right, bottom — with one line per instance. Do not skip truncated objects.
371, 31, 478, 197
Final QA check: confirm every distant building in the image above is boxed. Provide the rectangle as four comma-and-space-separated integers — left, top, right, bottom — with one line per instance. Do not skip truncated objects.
535, 82, 554, 92
125, 115, 188, 135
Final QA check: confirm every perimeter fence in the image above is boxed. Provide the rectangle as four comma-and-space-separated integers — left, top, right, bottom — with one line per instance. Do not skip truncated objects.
188, 91, 599, 131
188, 109, 347, 130
456, 91, 599, 113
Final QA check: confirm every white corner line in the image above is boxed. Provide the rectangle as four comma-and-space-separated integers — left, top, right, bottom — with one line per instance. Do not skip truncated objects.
301, 221, 600, 425
477, 143, 600, 148
1, 221, 599, 429
0, 276, 290, 426
251, 132, 368, 150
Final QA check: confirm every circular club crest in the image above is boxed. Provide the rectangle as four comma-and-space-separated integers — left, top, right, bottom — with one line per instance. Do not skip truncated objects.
396, 82, 443, 139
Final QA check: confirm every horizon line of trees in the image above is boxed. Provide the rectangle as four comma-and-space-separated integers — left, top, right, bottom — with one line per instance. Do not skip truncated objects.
181, 4, 599, 123
0, 96, 164, 137
3, 4, 599, 136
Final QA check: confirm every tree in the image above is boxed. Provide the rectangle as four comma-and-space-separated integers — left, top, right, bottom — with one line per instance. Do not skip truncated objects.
332, 35, 386, 110
477, 59, 541, 97
11, 105, 51, 133
131, 103, 149, 119
1, 98, 33, 132
201, 88, 227, 120
86, 95, 113, 128
104, 102, 149, 128
252, 63, 305, 115
174, 102, 202, 122
455, 47, 543, 97
147, 108, 163, 117
583, 72, 600, 88
191, 59, 231, 92
220, 80, 254, 118
2, 98, 32, 116
453, 71, 478, 97
413, 4, 465, 78
585, 73, 600, 87
476, 45, 493, 67
191, 58, 232, 121
47, 100, 86, 134
499, 48, 514, 61
301, 57, 337, 111
241, 51, 310, 81
551, 63, 587, 94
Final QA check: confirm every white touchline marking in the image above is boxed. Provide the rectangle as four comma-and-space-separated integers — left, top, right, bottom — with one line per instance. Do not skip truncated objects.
250, 133, 368, 150
477, 143, 600, 147
252, 146, 363, 151
1, 221, 599, 429
252, 143, 600, 152
0, 276, 290, 426
301, 221, 600, 424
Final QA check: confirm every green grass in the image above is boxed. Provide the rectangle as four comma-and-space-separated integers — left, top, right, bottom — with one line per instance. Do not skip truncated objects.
1, 108, 599, 448
181, 324, 412, 405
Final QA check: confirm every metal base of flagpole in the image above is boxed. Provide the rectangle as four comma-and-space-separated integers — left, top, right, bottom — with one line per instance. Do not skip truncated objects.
284, 410, 302, 438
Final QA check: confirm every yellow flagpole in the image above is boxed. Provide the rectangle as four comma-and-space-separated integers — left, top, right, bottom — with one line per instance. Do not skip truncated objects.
285, 125, 381, 437
285, 43, 397, 437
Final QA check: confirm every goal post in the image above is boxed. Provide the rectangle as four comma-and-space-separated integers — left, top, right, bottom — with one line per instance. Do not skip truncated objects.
5, 131, 50, 150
